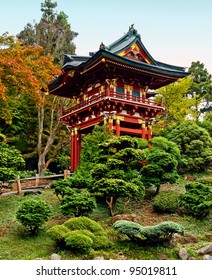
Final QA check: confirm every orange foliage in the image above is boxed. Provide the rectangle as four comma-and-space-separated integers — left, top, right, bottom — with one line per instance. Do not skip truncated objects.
0, 35, 61, 102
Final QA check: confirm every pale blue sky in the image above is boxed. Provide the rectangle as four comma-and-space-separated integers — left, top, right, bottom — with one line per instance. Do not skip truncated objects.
0, 0, 211, 73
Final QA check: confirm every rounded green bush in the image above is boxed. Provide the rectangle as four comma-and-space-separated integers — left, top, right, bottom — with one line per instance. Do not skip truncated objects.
153, 190, 179, 213
16, 199, 50, 234
47, 225, 70, 242
65, 231, 93, 252
64, 217, 104, 235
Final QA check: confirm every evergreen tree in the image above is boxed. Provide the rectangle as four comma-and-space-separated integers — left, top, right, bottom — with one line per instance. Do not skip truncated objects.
188, 61, 212, 118
17, 0, 78, 64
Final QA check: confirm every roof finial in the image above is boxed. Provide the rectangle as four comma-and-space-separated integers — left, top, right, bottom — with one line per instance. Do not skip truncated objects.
129, 24, 134, 31
100, 42, 106, 49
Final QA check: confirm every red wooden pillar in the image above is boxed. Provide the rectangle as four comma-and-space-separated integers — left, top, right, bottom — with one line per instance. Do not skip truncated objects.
115, 117, 120, 136
73, 127, 78, 171
147, 124, 152, 140
141, 122, 146, 139
70, 130, 75, 172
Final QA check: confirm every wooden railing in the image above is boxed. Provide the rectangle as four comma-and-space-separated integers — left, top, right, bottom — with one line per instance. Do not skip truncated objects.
0, 170, 73, 196
62, 91, 163, 116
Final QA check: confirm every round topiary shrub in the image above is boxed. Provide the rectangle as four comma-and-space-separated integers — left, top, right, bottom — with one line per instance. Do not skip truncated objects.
64, 217, 104, 235
16, 199, 51, 234
64, 231, 93, 252
46, 225, 70, 247
153, 190, 180, 213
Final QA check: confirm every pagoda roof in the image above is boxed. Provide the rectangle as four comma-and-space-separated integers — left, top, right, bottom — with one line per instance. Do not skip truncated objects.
48, 26, 189, 96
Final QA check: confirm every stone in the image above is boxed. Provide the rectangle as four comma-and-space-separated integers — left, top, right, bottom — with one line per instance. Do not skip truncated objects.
196, 244, 212, 255
203, 255, 212, 260
50, 253, 61, 260
93, 256, 105, 260
111, 214, 137, 224
178, 247, 189, 260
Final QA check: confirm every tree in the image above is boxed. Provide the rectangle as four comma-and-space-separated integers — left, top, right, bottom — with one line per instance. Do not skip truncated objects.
17, 0, 78, 64
139, 137, 180, 194
90, 135, 146, 215
187, 61, 212, 119
167, 121, 212, 172
156, 77, 194, 128
0, 34, 60, 104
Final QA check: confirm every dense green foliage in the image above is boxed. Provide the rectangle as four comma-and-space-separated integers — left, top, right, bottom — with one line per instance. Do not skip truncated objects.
0, 138, 25, 181
153, 191, 180, 213
64, 231, 93, 252
167, 121, 212, 172
60, 189, 96, 216
113, 220, 184, 244
179, 182, 212, 219
139, 137, 180, 193
47, 216, 110, 253
64, 216, 104, 235
16, 199, 51, 234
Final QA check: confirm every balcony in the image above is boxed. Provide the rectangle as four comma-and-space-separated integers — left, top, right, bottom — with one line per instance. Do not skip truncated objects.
62, 90, 163, 117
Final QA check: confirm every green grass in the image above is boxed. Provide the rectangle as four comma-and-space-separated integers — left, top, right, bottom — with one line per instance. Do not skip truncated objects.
0, 185, 211, 260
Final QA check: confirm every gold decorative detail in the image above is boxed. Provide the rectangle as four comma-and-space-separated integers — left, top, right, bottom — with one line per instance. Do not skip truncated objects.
100, 85, 105, 92
74, 127, 78, 135
124, 84, 133, 91
68, 70, 75, 77
106, 78, 117, 88
101, 58, 106, 62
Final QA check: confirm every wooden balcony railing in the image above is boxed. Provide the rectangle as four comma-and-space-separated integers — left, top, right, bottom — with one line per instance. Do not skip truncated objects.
62, 91, 163, 116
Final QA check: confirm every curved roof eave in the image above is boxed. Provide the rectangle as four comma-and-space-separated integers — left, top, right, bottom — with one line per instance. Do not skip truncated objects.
62, 49, 189, 78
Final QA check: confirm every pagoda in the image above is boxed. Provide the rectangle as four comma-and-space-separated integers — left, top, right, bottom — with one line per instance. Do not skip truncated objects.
48, 25, 189, 172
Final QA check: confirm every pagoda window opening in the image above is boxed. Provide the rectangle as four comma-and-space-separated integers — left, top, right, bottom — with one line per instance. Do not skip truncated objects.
116, 87, 125, 99
132, 90, 140, 102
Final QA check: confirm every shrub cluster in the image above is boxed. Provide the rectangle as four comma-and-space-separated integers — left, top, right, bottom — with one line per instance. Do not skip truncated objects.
113, 220, 184, 244
153, 191, 180, 213
179, 182, 212, 219
47, 217, 111, 252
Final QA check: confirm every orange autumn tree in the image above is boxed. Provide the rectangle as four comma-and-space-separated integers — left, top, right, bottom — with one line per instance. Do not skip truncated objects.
0, 34, 60, 103
0, 34, 70, 175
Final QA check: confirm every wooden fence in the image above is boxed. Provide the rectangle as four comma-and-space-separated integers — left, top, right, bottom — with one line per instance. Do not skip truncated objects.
0, 170, 72, 196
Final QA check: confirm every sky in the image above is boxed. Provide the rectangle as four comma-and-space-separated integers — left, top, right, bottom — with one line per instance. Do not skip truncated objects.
0, 0, 211, 74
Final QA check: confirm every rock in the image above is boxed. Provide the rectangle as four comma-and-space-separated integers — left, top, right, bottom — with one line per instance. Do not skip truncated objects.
178, 247, 189, 260
188, 256, 196, 260
93, 256, 105, 260
50, 253, 61, 260
111, 214, 137, 224
173, 233, 198, 245
203, 255, 212, 260
196, 244, 212, 255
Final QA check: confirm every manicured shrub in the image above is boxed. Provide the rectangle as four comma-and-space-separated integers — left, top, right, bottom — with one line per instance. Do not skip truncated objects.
64, 217, 104, 235
60, 189, 96, 216
179, 182, 212, 219
16, 199, 51, 234
153, 190, 180, 213
64, 231, 93, 252
113, 220, 184, 244
196, 176, 212, 186
46, 225, 70, 246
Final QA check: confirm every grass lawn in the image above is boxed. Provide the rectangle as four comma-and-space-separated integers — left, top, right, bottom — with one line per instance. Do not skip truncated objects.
0, 182, 211, 260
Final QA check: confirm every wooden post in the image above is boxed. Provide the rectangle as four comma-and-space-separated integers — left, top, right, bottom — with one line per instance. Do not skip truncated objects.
64, 169, 69, 179
35, 173, 39, 187
16, 175, 22, 195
